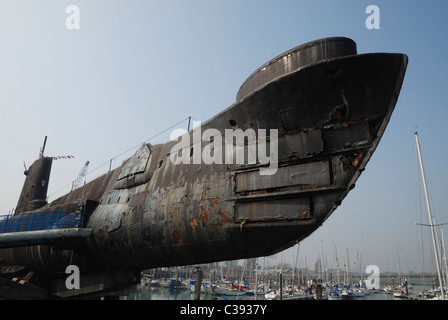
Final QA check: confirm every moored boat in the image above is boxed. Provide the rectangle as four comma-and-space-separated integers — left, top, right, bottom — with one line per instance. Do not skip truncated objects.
328, 290, 342, 300
265, 290, 280, 300
224, 288, 246, 296
393, 289, 406, 298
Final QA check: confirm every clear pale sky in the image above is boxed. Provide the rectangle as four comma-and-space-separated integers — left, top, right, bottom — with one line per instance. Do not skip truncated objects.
1, 0, 447, 274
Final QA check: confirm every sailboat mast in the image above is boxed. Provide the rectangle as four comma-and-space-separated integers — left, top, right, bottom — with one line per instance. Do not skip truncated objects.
438, 227, 448, 290
415, 131, 445, 299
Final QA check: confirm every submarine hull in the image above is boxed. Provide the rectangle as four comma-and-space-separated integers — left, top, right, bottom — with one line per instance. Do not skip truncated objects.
0, 38, 407, 295
83, 50, 407, 270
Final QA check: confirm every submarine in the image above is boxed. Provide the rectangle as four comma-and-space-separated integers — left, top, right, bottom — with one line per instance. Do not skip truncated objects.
0, 37, 407, 298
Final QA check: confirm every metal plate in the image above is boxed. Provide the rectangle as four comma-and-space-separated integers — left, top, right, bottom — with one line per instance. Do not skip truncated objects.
118, 144, 151, 180
235, 161, 330, 193
235, 198, 311, 222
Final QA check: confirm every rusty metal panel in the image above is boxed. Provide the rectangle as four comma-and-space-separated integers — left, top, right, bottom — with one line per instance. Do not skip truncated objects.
118, 144, 151, 180
92, 204, 127, 233
322, 122, 371, 151
277, 130, 323, 158
235, 198, 311, 222
236, 161, 330, 192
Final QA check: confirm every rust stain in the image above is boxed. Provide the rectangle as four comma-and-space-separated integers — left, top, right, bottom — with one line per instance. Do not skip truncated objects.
152, 221, 157, 226
302, 183, 326, 190
172, 230, 185, 247
330, 108, 343, 121
200, 213, 208, 223
339, 151, 364, 173
189, 218, 198, 231
209, 197, 219, 207
217, 209, 231, 224
330, 104, 348, 121
352, 151, 364, 167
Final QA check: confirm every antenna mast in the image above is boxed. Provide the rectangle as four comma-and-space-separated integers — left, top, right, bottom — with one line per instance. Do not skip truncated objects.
39, 136, 48, 158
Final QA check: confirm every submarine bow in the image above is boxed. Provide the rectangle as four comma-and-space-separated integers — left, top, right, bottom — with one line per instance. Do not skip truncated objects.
0, 37, 407, 298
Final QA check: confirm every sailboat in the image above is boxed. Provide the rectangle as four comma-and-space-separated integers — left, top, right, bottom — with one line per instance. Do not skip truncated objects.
328, 289, 342, 300
415, 132, 446, 300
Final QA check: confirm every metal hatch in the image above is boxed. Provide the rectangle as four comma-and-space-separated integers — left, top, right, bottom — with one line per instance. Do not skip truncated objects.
118, 144, 151, 181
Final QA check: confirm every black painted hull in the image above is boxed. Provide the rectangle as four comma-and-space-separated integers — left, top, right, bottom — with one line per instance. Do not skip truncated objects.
1, 37, 407, 281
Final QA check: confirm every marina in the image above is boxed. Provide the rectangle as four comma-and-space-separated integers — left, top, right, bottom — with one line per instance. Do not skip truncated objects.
126, 280, 441, 301
128, 264, 447, 301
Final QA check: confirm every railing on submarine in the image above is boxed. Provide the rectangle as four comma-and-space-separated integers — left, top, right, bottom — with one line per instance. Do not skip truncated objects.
0, 210, 86, 234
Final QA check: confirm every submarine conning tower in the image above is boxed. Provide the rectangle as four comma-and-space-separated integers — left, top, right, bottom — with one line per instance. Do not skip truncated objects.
15, 137, 53, 214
